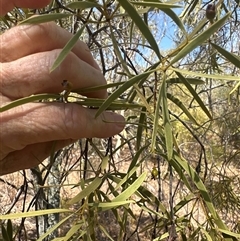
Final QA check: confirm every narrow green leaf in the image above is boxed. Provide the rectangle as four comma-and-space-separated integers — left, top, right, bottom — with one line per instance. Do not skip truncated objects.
67, 177, 102, 205
74, 97, 143, 110
76, 81, 126, 93
218, 229, 240, 238
95, 69, 156, 117
64, 223, 84, 240
170, 13, 231, 65
50, 25, 86, 72
175, 71, 212, 119
0, 94, 60, 113
171, 67, 240, 81
1, 225, 10, 241
173, 153, 236, 241
89, 200, 135, 209
115, 145, 149, 190
67, 1, 102, 9
37, 214, 74, 241
161, 77, 173, 160
229, 82, 240, 95
117, 0, 161, 59
18, 13, 71, 25
109, 26, 131, 76
167, 93, 198, 124
131, 2, 182, 8
151, 80, 162, 153
112, 172, 147, 202
136, 107, 147, 150
0, 209, 71, 220
99, 225, 115, 241
161, 8, 187, 36
6, 220, 13, 240
211, 42, 240, 68
200, 228, 213, 241
166, 77, 205, 84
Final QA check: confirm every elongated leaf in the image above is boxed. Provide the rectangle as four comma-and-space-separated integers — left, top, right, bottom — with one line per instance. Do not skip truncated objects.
112, 172, 147, 202
115, 145, 149, 190
95, 69, 156, 117
67, 1, 102, 9
64, 222, 84, 240
201, 228, 213, 241
74, 97, 143, 110
76, 81, 126, 93
139, 0, 186, 36
50, 25, 86, 72
67, 177, 102, 205
171, 67, 240, 81
229, 82, 240, 95
6, 220, 13, 240
89, 200, 134, 209
131, 2, 182, 8
117, 0, 161, 59
161, 77, 173, 160
37, 214, 74, 241
167, 77, 204, 84
175, 71, 212, 119
211, 42, 240, 68
170, 13, 231, 65
1, 225, 10, 241
99, 225, 115, 241
109, 26, 131, 76
137, 106, 147, 150
218, 229, 240, 238
0, 94, 60, 113
161, 8, 187, 36
173, 153, 236, 241
167, 93, 198, 124
18, 13, 71, 25
151, 79, 162, 153
0, 209, 71, 220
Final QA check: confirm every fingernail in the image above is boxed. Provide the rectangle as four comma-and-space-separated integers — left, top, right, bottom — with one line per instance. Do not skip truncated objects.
109, 112, 125, 130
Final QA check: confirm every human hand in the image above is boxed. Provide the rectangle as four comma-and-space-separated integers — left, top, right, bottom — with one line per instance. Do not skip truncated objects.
0, 16, 125, 175
0, 0, 51, 16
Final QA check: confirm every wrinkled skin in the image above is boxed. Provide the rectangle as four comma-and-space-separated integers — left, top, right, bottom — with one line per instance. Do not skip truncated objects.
0, 0, 125, 175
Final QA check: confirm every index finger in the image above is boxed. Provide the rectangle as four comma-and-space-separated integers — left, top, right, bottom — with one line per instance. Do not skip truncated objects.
0, 0, 51, 16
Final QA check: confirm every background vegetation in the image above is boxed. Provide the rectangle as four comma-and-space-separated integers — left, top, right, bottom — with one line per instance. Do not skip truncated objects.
0, 0, 239, 240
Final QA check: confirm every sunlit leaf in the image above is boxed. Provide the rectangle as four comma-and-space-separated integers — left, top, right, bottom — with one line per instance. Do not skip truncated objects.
0, 209, 71, 220
67, 177, 102, 205
95, 69, 156, 117
117, 0, 161, 59
167, 93, 199, 124
18, 13, 71, 25
112, 172, 147, 202
131, 2, 182, 8
50, 25, 86, 72
161, 77, 173, 160
171, 67, 240, 81
175, 72, 212, 119
211, 42, 240, 68
170, 13, 231, 65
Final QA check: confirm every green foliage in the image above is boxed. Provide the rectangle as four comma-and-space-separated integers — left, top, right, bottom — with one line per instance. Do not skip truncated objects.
0, 0, 240, 240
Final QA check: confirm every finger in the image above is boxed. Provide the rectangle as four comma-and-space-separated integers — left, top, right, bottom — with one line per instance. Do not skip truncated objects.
0, 139, 74, 176
0, 22, 100, 70
0, 0, 51, 17
1, 49, 107, 99
1, 102, 125, 158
